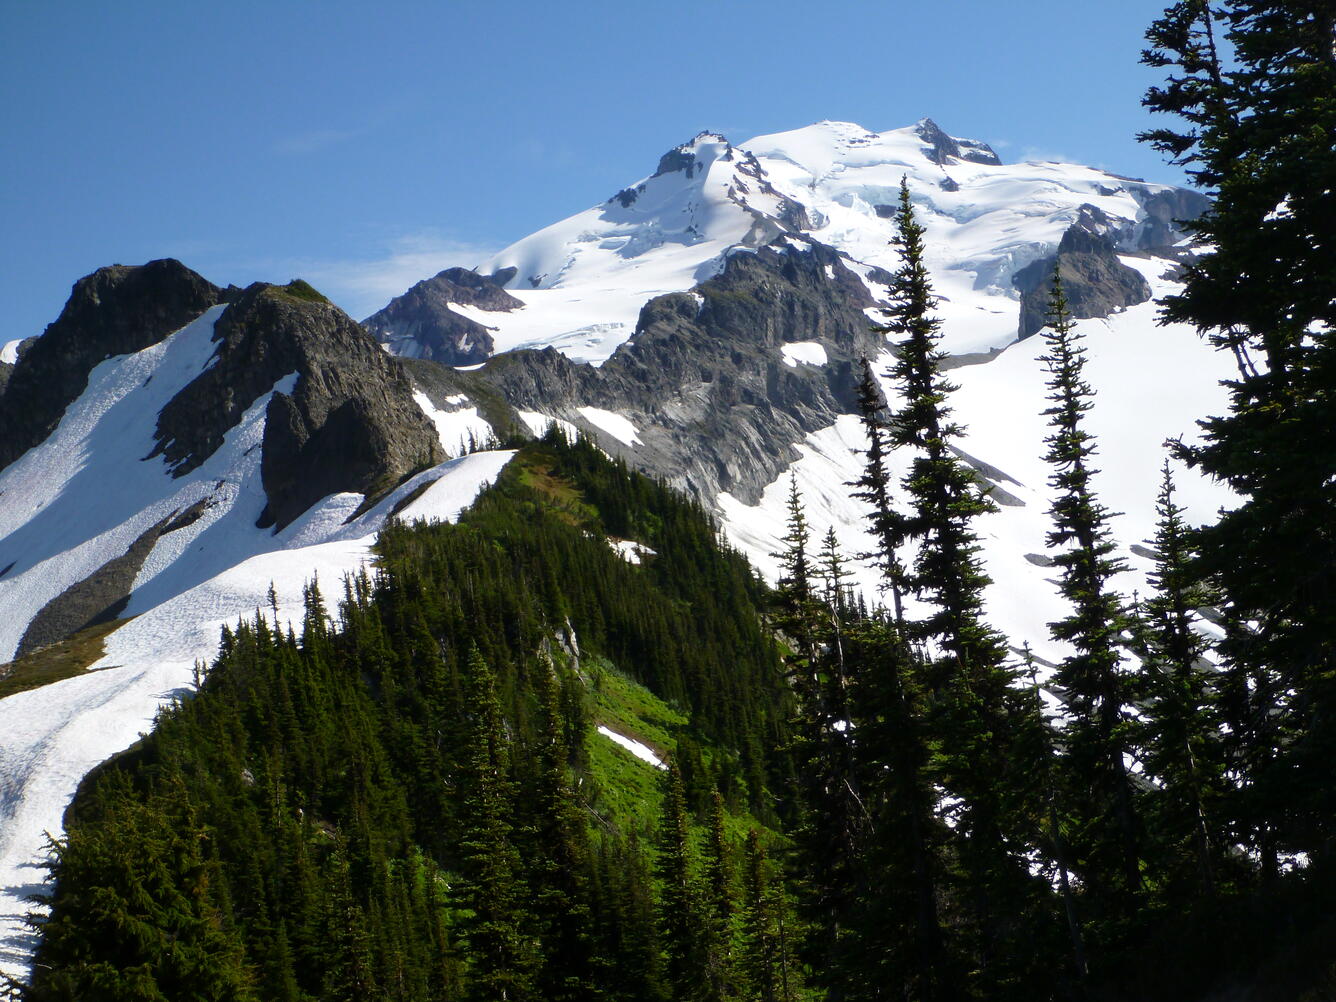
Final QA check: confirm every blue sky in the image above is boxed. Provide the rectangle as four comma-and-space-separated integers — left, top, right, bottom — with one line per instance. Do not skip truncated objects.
3, 0, 1188, 342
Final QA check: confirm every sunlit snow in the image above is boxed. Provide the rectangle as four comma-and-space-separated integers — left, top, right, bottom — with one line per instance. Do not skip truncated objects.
597, 725, 665, 769
397, 119, 1193, 366
0, 308, 514, 981
781, 341, 828, 367
577, 406, 641, 446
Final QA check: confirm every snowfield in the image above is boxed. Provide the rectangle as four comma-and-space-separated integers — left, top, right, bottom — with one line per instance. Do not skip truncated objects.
0, 117, 1232, 982
0, 305, 515, 981
411, 119, 1196, 366
718, 261, 1236, 670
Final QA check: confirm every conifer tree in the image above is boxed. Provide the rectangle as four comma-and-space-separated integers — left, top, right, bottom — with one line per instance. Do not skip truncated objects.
26, 788, 256, 1002
772, 476, 822, 708
1022, 645, 1088, 985
772, 486, 866, 997
842, 615, 951, 1001
1142, 0, 1336, 870
880, 177, 1038, 993
741, 831, 780, 1002
1132, 460, 1225, 900
456, 645, 533, 1002
1039, 272, 1142, 905
702, 790, 737, 1002
850, 358, 908, 625
656, 759, 708, 1002
323, 837, 381, 1002
526, 652, 598, 1002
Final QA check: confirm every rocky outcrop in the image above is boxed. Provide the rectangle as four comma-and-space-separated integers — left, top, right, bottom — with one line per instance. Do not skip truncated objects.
1013, 220, 1152, 338
915, 118, 1002, 167
154, 281, 444, 530
0, 259, 221, 471
363, 267, 522, 366
1128, 185, 1212, 250
16, 512, 176, 657
470, 237, 885, 503
654, 132, 727, 178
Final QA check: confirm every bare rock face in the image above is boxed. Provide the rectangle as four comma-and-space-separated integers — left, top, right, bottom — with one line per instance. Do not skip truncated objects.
0, 259, 221, 471
1129, 186, 1212, 251
154, 281, 444, 530
362, 267, 522, 365
915, 118, 1002, 167
476, 237, 885, 503
1013, 220, 1153, 339
16, 513, 176, 657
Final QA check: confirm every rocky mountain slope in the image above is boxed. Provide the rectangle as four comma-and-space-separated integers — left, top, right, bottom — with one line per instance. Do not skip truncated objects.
0, 118, 1232, 983
367, 119, 1208, 365
359, 120, 1229, 631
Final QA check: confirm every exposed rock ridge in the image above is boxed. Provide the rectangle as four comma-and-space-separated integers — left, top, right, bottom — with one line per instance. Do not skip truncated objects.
1013, 216, 1154, 338
0, 259, 221, 472
733, 151, 815, 232
472, 237, 885, 503
362, 267, 521, 365
914, 118, 1002, 167
1127, 185, 1212, 251
653, 131, 729, 179
153, 281, 444, 530
15, 512, 177, 657
612, 132, 733, 209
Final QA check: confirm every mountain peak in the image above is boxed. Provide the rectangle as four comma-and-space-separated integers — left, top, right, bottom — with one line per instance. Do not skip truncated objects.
913, 117, 1002, 166
652, 130, 732, 179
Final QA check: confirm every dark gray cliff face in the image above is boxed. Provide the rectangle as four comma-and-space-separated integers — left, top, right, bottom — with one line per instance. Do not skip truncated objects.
915, 118, 1002, 167
362, 267, 521, 366
154, 281, 444, 530
1013, 221, 1153, 339
0, 259, 220, 472
1129, 185, 1212, 251
474, 239, 885, 503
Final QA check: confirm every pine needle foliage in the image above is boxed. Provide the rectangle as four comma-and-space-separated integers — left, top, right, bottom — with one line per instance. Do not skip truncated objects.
23, 433, 792, 1002
1039, 271, 1144, 912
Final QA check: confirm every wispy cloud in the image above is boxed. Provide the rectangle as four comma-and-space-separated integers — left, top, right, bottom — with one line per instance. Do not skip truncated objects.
273, 128, 361, 156
514, 137, 579, 169
1018, 145, 1082, 165
279, 232, 499, 320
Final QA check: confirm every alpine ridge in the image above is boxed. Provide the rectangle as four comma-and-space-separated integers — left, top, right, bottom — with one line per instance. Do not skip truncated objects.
0, 117, 1232, 987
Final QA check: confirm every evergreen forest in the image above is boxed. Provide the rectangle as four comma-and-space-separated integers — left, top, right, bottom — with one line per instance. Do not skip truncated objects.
11, 2, 1336, 1000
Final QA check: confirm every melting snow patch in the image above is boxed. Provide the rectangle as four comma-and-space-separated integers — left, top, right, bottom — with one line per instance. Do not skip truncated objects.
781, 342, 828, 367
597, 725, 665, 769
516, 410, 580, 442
413, 390, 494, 457
609, 539, 656, 564
577, 406, 641, 446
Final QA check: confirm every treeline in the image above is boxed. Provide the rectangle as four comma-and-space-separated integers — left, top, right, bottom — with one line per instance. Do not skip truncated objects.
773, 2, 1336, 990
19, 435, 801, 1002
18, 5, 1335, 1001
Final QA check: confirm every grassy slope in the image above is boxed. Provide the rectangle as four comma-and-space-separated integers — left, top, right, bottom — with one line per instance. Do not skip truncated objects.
0, 618, 130, 699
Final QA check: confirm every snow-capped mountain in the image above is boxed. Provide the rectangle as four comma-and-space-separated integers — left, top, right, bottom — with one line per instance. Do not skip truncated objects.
0, 118, 1231, 982
360, 119, 1230, 641
369, 118, 1207, 365
0, 267, 511, 978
